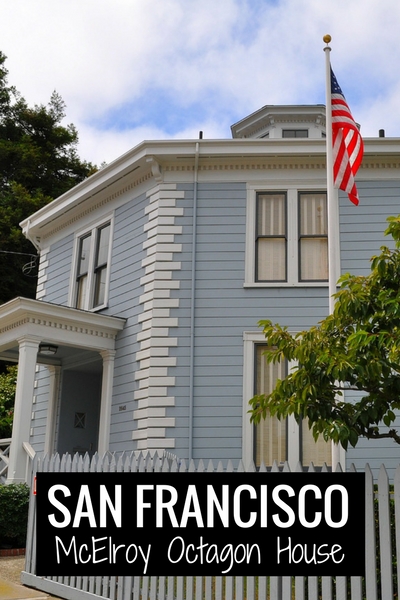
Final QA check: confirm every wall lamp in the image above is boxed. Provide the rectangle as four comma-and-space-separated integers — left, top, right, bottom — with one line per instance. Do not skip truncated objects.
39, 343, 58, 356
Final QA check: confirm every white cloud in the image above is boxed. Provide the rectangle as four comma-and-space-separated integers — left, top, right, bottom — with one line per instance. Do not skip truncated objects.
2, 0, 400, 163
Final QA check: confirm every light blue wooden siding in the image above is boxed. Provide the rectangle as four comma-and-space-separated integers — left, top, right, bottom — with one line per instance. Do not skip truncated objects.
170, 182, 332, 464
341, 180, 400, 474
169, 179, 400, 467
32, 177, 400, 469
106, 191, 148, 452
42, 234, 74, 304
29, 366, 51, 452
339, 180, 400, 276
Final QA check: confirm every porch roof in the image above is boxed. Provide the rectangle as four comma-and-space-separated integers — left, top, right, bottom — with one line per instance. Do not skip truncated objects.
0, 297, 126, 362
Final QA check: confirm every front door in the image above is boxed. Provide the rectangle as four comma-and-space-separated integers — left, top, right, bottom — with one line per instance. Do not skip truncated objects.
56, 369, 102, 456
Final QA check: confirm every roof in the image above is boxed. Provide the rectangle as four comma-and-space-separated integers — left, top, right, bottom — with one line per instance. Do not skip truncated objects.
19, 105, 400, 249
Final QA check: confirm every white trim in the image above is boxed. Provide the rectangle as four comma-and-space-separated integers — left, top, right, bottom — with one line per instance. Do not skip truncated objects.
134, 183, 183, 452
242, 331, 266, 468
98, 349, 116, 454
44, 365, 61, 455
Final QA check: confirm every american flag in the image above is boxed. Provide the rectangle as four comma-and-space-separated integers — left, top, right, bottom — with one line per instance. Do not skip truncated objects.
330, 68, 364, 205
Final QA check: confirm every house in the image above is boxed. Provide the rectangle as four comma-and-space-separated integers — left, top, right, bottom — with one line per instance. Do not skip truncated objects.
2, 104, 400, 483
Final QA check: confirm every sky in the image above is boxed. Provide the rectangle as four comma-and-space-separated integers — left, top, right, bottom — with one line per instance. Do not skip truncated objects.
2, 0, 400, 167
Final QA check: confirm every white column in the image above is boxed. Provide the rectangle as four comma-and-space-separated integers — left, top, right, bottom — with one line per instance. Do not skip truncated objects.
44, 365, 61, 455
97, 349, 116, 455
7, 337, 40, 483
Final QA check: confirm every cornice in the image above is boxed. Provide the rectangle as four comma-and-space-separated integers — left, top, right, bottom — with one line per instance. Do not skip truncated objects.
162, 157, 400, 173
0, 316, 119, 340
20, 136, 400, 247
0, 297, 125, 339
40, 170, 153, 242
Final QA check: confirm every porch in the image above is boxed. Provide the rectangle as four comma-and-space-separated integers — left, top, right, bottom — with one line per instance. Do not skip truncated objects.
0, 297, 125, 483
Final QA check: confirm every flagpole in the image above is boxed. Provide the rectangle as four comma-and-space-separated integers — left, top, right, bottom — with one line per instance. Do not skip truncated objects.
323, 35, 343, 469
323, 35, 340, 315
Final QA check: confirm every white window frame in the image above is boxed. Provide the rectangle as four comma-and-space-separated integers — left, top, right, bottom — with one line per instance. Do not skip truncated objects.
69, 214, 114, 311
244, 184, 339, 287
242, 331, 334, 470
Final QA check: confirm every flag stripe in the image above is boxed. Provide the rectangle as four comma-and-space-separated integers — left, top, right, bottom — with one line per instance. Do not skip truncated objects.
330, 69, 364, 205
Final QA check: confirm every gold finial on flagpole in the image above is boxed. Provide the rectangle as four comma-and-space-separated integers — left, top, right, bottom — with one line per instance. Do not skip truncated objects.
323, 34, 332, 45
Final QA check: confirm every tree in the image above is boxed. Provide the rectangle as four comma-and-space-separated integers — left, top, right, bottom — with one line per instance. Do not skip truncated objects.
249, 215, 400, 450
0, 365, 17, 438
0, 51, 96, 303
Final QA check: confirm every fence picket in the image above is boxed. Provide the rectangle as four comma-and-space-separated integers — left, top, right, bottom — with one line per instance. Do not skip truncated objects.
258, 576, 267, 600
235, 576, 243, 600
365, 463, 378, 600
309, 576, 320, 599
225, 576, 233, 600
321, 576, 332, 600
335, 576, 347, 600
378, 464, 393, 599
394, 464, 400, 599
281, 576, 292, 599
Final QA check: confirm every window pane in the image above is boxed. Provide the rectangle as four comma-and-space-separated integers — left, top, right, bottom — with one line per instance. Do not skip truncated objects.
77, 234, 91, 276
76, 274, 88, 310
93, 267, 107, 308
302, 420, 332, 467
257, 238, 286, 281
300, 194, 327, 235
254, 346, 286, 467
257, 194, 285, 236
300, 238, 328, 280
96, 224, 110, 267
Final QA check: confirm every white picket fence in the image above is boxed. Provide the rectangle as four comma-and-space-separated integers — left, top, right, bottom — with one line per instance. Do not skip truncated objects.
21, 452, 399, 600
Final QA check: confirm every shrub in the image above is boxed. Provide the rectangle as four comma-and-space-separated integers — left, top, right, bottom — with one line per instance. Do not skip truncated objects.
0, 483, 29, 548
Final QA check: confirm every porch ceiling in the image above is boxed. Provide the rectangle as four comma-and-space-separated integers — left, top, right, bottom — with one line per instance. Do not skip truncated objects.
0, 297, 126, 358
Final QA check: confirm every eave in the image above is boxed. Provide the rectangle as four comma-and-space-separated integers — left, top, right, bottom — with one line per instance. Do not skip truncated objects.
20, 137, 400, 247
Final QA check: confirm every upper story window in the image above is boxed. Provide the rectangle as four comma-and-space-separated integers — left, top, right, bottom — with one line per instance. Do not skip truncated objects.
246, 187, 328, 287
282, 129, 308, 138
72, 219, 112, 311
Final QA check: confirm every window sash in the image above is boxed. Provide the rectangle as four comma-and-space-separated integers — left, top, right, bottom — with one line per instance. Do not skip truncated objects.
254, 345, 287, 467
75, 234, 91, 309
299, 192, 328, 281
74, 222, 111, 310
256, 193, 287, 282
92, 224, 110, 308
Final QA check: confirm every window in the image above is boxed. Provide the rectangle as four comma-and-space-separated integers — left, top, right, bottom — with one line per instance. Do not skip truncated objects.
299, 192, 328, 281
73, 220, 112, 310
282, 129, 308, 138
246, 187, 330, 286
243, 333, 332, 469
